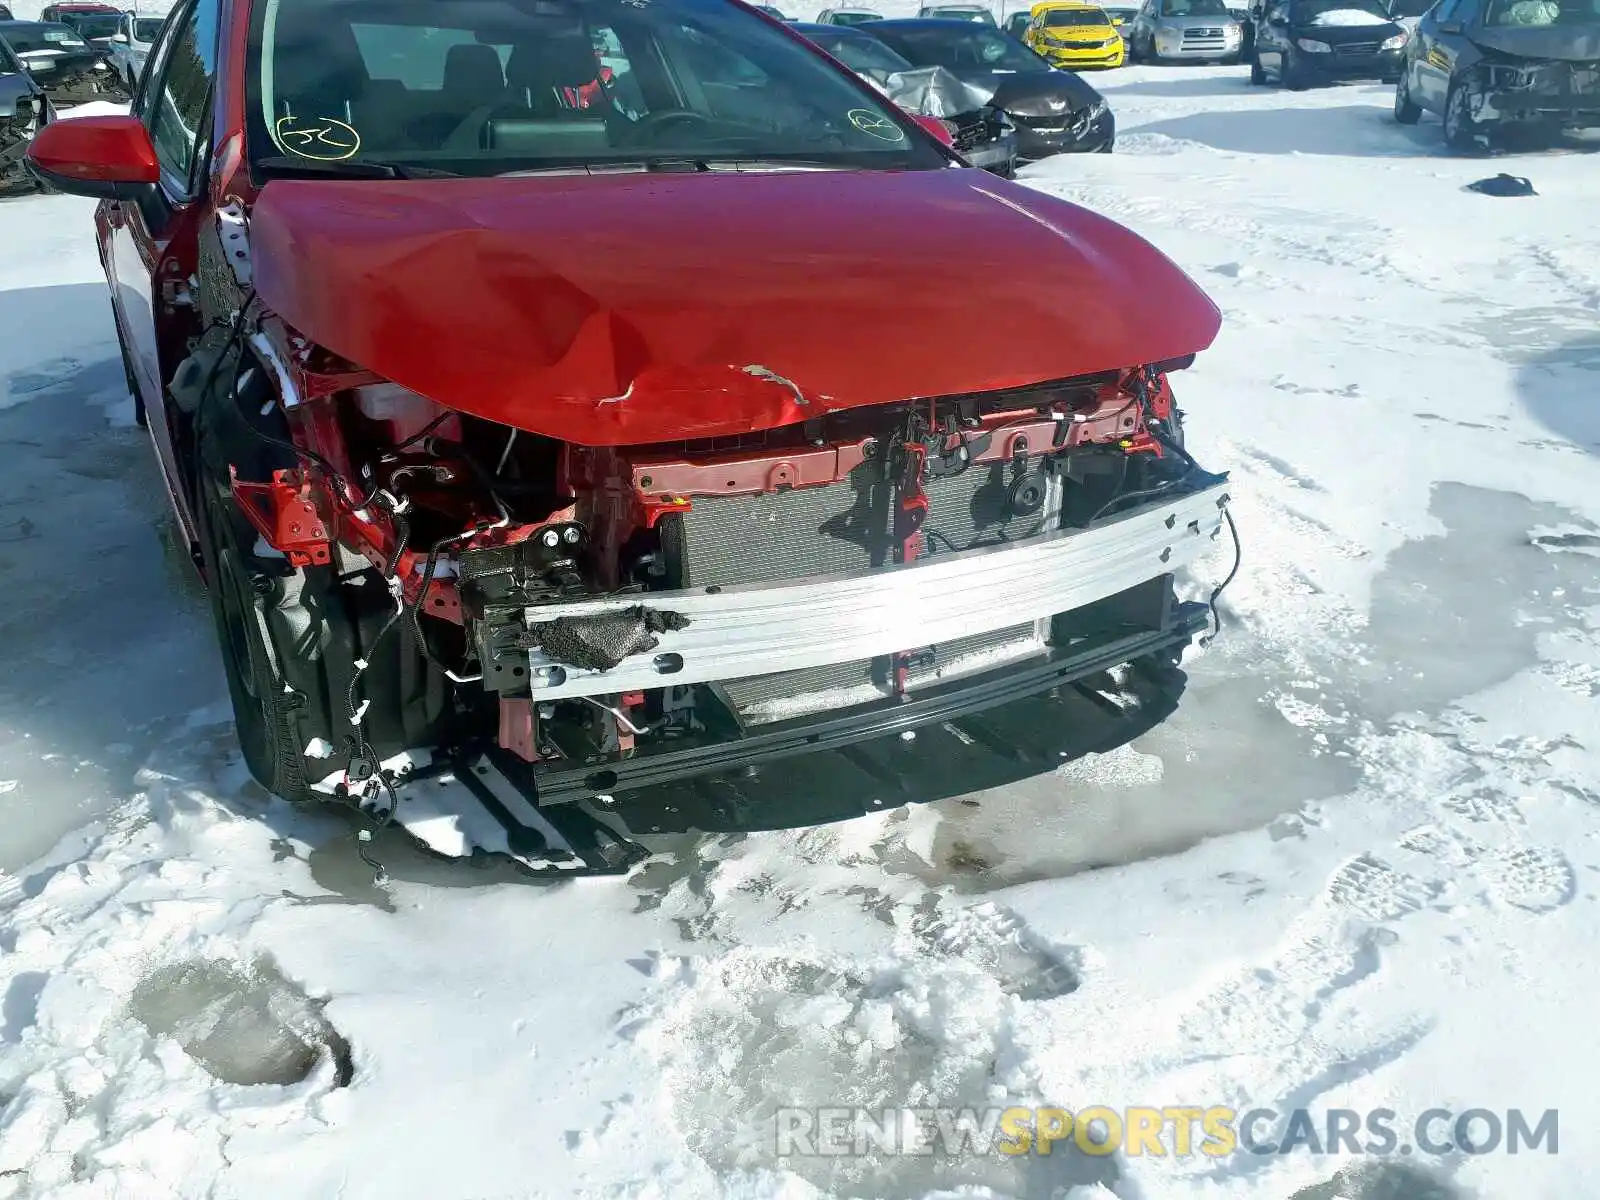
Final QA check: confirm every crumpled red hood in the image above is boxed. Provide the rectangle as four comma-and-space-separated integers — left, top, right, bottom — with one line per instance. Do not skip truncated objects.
248, 169, 1221, 446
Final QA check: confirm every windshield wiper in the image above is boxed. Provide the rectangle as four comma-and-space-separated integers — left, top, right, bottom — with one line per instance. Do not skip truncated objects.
255, 156, 460, 180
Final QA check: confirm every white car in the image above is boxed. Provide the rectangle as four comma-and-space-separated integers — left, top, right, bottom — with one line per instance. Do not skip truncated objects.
815, 6, 885, 24
106, 10, 163, 89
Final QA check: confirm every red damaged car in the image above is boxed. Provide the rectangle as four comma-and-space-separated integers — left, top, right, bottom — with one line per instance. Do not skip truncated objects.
29, 0, 1234, 873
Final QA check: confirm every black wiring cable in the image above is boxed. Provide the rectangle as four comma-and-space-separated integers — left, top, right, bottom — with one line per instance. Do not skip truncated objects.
1129, 370, 1242, 645
213, 290, 364, 507
408, 532, 465, 677
389, 411, 454, 454
1200, 507, 1242, 647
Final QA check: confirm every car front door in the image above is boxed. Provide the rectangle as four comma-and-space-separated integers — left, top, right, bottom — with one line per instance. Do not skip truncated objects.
1412, 0, 1471, 107
106, 0, 218, 534
1124, 0, 1148, 51
1023, 11, 1046, 51
1255, 0, 1291, 73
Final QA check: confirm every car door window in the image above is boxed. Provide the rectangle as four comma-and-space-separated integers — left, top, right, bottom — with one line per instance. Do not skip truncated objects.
146, 0, 219, 197
1432, 0, 1464, 18
131, 1, 182, 114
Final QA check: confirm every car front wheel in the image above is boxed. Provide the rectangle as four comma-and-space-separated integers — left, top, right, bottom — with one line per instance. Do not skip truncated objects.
1393, 66, 1421, 124
194, 355, 458, 804
1443, 76, 1490, 152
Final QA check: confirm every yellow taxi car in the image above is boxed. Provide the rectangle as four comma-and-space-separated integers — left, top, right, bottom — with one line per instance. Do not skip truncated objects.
1021, 0, 1126, 68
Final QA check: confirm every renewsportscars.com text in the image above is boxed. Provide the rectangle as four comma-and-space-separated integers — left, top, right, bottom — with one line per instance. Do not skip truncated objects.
773, 1106, 1559, 1159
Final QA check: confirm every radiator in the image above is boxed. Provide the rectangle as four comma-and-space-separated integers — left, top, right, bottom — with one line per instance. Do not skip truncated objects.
675, 456, 1060, 724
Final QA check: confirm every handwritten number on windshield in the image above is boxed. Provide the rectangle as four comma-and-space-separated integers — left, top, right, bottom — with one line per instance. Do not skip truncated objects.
273, 115, 363, 162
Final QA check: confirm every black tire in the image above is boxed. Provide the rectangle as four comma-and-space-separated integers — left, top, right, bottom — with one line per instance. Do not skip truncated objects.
1249, 51, 1265, 85
194, 359, 457, 803
1393, 66, 1421, 124
1443, 76, 1490, 153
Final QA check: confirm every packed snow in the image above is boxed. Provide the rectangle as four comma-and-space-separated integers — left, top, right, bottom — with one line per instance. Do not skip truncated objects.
3, 64, 1600, 1200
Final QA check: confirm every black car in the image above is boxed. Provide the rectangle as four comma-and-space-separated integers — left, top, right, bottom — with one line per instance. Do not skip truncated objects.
794, 22, 1020, 172
47, 8, 123, 45
867, 18, 1115, 156
1247, 0, 1408, 88
0, 31, 48, 194
0, 20, 117, 102
1394, 0, 1600, 150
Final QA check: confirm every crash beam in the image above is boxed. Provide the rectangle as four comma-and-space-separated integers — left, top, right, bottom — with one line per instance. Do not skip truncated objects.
518, 480, 1231, 701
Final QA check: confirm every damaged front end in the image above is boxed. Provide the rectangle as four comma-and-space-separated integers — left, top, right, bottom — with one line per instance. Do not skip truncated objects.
452, 366, 1231, 804
1472, 54, 1600, 128
189, 172, 1234, 874
0, 85, 47, 197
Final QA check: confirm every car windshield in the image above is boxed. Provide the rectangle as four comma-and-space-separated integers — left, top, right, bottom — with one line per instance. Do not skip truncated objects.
872, 22, 1048, 68
830, 10, 884, 22
1, 22, 87, 51
924, 7, 994, 19
1483, 0, 1598, 24
1044, 7, 1110, 24
809, 29, 914, 76
248, 0, 944, 177
0, 37, 18, 70
1158, 0, 1231, 14
135, 17, 164, 39
63, 13, 119, 36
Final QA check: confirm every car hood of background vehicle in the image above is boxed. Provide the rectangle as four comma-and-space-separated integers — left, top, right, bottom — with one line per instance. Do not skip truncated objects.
1291, 12, 1400, 38
249, 169, 1219, 446
1152, 14, 1239, 27
975, 69, 1107, 113
1468, 24, 1600, 62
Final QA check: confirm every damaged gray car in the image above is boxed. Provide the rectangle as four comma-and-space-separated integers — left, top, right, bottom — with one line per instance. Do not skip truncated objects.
1394, 0, 1600, 150
795, 21, 1019, 172
0, 32, 49, 196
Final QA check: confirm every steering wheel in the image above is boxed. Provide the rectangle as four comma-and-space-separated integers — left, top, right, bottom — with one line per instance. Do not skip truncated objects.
624, 108, 721, 145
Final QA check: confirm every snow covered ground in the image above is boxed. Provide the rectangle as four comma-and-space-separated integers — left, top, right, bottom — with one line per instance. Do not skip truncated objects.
3, 66, 1600, 1200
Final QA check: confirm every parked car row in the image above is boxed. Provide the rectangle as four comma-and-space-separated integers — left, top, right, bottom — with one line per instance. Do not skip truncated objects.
0, 17, 127, 105
794, 14, 1117, 174
1391, 0, 1600, 153
1229, 0, 1597, 155
0, 3, 162, 196
0, 1, 160, 110
0, 28, 49, 196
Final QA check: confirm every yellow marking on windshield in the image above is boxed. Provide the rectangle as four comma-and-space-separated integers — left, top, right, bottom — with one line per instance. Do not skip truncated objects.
273, 115, 362, 162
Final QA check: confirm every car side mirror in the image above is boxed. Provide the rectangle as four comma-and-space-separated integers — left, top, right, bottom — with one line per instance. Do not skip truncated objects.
110, 32, 128, 42
911, 113, 956, 146
26, 114, 159, 200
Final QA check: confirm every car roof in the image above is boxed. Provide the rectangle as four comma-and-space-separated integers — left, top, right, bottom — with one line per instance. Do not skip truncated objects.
875, 15, 986, 23
793, 19, 875, 32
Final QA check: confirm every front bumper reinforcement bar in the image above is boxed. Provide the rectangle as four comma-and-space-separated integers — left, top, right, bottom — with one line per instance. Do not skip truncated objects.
520, 480, 1231, 700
